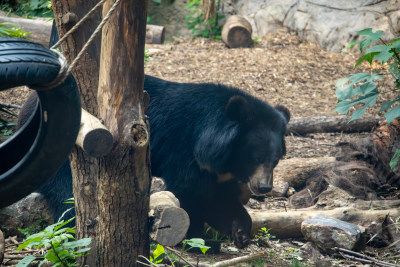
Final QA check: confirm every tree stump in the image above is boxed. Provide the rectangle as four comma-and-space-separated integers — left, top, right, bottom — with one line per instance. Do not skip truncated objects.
221, 15, 253, 48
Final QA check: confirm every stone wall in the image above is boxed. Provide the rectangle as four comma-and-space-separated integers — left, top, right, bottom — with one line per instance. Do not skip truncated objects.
233, 0, 400, 52
147, 0, 400, 52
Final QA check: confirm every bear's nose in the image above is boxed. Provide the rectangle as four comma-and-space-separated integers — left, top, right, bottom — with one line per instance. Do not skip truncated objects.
258, 183, 272, 194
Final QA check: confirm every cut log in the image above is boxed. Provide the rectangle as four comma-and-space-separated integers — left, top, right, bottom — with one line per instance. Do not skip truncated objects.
0, 13, 164, 46
76, 108, 113, 157
287, 115, 381, 136
149, 191, 190, 246
146, 24, 165, 44
221, 15, 253, 48
249, 206, 400, 238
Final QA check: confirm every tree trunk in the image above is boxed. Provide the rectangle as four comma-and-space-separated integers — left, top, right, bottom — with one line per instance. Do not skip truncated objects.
52, 0, 150, 265
97, 0, 150, 265
51, 1, 102, 265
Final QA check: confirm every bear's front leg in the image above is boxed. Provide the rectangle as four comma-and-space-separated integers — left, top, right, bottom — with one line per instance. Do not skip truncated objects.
205, 188, 252, 248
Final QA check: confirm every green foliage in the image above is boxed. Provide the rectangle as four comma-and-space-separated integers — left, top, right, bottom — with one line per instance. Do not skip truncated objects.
184, 0, 224, 39
204, 227, 228, 242
254, 227, 275, 246
0, 22, 30, 38
18, 218, 48, 237
335, 28, 400, 168
335, 28, 400, 123
182, 238, 210, 254
150, 244, 165, 264
0, 0, 53, 18
16, 212, 91, 267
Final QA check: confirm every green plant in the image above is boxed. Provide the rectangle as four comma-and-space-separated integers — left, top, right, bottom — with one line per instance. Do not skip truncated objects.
184, 0, 224, 39
150, 243, 165, 264
335, 28, 400, 167
254, 227, 275, 247
286, 248, 307, 267
16, 211, 91, 267
182, 238, 210, 254
335, 28, 400, 122
204, 226, 227, 242
0, 22, 30, 38
18, 218, 48, 237
0, 0, 53, 18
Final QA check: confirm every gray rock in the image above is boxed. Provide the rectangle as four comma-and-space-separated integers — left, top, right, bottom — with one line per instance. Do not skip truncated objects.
232, 0, 400, 52
0, 193, 52, 237
301, 214, 363, 253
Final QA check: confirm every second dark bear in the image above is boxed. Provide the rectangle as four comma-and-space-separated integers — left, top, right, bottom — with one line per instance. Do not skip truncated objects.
146, 75, 290, 248
18, 75, 290, 248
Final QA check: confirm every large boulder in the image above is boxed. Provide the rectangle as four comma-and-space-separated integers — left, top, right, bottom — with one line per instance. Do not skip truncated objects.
233, 0, 400, 52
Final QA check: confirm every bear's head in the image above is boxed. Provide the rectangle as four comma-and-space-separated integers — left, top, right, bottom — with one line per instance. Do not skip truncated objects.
194, 94, 290, 195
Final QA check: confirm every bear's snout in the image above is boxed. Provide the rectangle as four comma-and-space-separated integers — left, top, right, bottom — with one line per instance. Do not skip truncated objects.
258, 183, 272, 194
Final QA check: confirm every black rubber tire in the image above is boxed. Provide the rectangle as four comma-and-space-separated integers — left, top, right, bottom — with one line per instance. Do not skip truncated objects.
0, 38, 81, 208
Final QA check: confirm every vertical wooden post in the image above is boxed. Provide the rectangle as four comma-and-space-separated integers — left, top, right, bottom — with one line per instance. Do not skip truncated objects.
52, 0, 150, 265
97, 0, 150, 265
51, 1, 102, 265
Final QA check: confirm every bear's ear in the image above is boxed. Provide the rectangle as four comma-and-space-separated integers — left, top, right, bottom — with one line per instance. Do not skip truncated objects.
275, 105, 290, 124
225, 95, 249, 123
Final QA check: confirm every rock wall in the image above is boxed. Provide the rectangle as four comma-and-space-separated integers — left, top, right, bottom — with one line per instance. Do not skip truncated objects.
233, 0, 400, 52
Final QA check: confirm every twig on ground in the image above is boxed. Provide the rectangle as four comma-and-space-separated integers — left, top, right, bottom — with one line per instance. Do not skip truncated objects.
210, 251, 269, 267
165, 246, 195, 267
336, 247, 398, 267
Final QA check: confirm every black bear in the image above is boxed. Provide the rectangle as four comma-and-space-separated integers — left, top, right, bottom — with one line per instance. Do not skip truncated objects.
19, 75, 289, 248
145, 75, 290, 248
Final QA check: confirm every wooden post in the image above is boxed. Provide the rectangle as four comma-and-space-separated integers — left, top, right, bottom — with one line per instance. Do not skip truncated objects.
51, 1, 102, 265
97, 0, 150, 265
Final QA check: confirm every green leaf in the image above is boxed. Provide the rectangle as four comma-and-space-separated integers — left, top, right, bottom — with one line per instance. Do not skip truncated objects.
150, 244, 165, 264
334, 91, 378, 119
359, 28, 383, 51
16, 255, 37, 267
45, 250, 60, 263
380, 100, 397, 112
17, 237, 43, 250
390, 149, 400, 169
365, 45, 393, 63
183, 238, 210, 255
384, 105, 400, 123
354, 52, 379, 68
335, 73, 382, 100
62, 238, 92, 249
75, 247, 91, 254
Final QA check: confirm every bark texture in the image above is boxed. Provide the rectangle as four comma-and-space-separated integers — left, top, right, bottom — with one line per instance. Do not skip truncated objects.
96, 0, 150, 265
51, 1, 102, 265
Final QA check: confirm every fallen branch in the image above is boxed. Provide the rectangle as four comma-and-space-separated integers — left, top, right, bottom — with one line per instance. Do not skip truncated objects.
210, 251, 269, 267
249, 207, 400, 238
287, 115, 380, 135
336, 247, 397, 267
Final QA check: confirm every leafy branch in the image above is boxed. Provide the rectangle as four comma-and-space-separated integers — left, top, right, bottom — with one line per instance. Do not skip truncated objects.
334, 28, 400, 123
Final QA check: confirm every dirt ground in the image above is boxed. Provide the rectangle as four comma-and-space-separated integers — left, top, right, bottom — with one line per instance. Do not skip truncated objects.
1, 29, 399, 266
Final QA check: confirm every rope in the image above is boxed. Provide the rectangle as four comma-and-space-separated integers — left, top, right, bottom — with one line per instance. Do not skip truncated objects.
50, 0, 108, 50
40, 0, 122, 90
